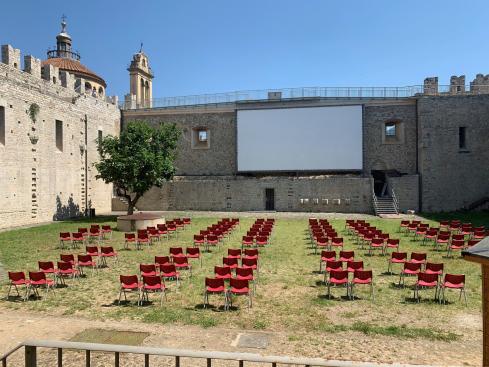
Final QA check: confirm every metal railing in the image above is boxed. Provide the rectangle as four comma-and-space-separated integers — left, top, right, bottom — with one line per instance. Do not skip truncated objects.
0, 339, 392, 367
120, 84, 489, 110
372, 188, 378, 216
391, 188, 400, 214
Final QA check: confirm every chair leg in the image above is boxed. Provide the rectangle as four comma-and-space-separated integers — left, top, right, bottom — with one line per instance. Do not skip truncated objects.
463, 288, 467, 305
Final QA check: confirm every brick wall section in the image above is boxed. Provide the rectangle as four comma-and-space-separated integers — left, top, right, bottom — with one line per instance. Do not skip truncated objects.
122, 111, 236, 175
0, 60, 120, 230
134, 176, 373, 213
387, 175, 419, 212
363, 103, 417, 174
417, 95, 489, 212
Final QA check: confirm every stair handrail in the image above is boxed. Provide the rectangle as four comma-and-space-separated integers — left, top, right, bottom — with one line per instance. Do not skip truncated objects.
372, 187, 379, 216
391, 188, 400, 214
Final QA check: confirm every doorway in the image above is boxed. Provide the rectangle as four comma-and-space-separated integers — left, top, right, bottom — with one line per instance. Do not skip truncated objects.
265, 188, 275, 211
371, 170, 388, 197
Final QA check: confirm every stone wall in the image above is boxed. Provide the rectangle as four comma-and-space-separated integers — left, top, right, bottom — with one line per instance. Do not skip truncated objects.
122, 110, 236, 175
387, 175, 419, 213
418, 95, 489, 212
0, 47, 120, 230
363, 103, 417, 174
134, 175, 373, 213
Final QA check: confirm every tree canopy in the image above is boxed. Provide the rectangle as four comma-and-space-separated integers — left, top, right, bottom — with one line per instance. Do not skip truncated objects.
95, 120, 180, 214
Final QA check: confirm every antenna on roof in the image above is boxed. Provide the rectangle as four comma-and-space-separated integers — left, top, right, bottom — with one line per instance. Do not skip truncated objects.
139, 42, 143, 53
61, 14, 67, 33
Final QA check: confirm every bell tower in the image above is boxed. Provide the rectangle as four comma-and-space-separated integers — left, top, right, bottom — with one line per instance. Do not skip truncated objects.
127, 45, 153, 108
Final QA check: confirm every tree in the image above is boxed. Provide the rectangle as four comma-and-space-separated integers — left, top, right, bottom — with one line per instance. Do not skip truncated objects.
95, 120, 180, 215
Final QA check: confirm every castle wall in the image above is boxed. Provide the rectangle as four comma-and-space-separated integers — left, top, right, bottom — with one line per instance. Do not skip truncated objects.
387, 175, 419, 212
0, 46, 120, 230
133, 176, 373, 213
418, 95, 489, 212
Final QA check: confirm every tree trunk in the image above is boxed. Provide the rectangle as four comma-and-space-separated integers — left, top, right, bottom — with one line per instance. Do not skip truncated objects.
127, 202, 134, 215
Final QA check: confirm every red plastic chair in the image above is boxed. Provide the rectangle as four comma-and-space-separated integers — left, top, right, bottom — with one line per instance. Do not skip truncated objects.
440, 274, 467, 305
101, 225, 112, 239
350, 270, 373, 300
57, 261, 79, 284
467, 239, 480, 248
410, 252, 427, 267
385, 238, 400, 254
7, 271, 30, 301
319, 250, 336, 272
100, 246, 118, 266
173, 256, 192, 277
169, 247, 184, 259
425, 262, 444, 278
142, 275, 166, 306
223, 256, 239, 270
183, 217, 191, 227
447, 239, 465, 257
89, 227, 101, 243
346, 260, 364, 273
228, 278, 252, 309
330, 237, 344, 249
155, 256, 171, 269
315, 237, 328, 253
206, 235, 219, 250
137, 231, 150, 250
72, 232, 85, 248
78, 228, 89, 240
324, 260, 343, 284
77, 254, 97, 275
215, 266, 232, 280
339, 251, 354, 262
435, 232, 450, 251
242, 236, 254, 249
59, 232, 72, 249
256, 236, 269, 247
157, 224, 169, 240
193, 235, 205, 248
227, 248, 242, 260
236, 267, 255, 293
148, 229, 160, 244
160, 264, 180, 287
327, 270, 349, 299
86, 246, 99, 260
124, 233, 136, 249
399, 261, 421, 287
186, 247, 202, 266
241, 257, 258, 275
28, 271, 55, 299
204, 277, 227, 309
423, 229, 438, 244
399, 220, 410, 233
38, 261, 58, 279
388, 252, 407, 273
118, 275, 141, 305
140, 264, 158, 277
414, 272, 439, 302
368, 238, 384, 256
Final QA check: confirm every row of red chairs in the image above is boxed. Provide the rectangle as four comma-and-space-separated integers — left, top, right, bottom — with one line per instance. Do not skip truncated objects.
192, 219, 240, 252
240, 219, 275, 249
59, 225, 112, 248
119, 275, 167, 306
346, 220, 399, 256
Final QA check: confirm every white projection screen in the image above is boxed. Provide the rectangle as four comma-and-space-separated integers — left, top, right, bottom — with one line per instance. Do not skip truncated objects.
237, 105, 363, 171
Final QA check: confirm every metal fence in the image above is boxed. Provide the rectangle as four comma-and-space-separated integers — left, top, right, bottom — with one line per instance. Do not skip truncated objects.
0, 339, 430, 367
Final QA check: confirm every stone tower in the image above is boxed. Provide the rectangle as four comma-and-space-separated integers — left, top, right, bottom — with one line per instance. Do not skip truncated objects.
127, 47, 153, 108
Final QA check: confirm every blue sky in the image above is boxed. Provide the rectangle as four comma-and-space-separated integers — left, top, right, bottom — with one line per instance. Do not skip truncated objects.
1, 1, 488, 99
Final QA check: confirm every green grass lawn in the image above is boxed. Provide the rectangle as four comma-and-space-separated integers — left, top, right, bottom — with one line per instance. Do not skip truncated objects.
0, 213, 486, 343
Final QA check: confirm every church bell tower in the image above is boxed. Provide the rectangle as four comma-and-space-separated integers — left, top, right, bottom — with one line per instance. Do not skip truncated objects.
127, 46, 153, 108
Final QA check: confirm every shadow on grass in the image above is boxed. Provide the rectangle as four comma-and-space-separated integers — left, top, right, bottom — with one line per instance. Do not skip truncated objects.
420, 210, 489, 227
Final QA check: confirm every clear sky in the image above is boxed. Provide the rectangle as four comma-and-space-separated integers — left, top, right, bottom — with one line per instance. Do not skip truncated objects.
1, 1, 488, 99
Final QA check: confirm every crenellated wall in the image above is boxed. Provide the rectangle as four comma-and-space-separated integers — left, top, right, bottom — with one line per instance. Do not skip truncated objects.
0, 44, 121, 229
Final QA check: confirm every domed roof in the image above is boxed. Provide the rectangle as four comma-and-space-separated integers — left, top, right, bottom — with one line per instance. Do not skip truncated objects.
42, 57, 106, 87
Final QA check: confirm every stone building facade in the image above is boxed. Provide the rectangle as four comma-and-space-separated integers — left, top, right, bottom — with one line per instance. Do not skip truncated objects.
0, 43, 120, 230
121, 76, 489, 214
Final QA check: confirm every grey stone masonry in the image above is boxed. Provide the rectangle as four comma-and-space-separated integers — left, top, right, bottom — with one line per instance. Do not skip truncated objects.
1, 45, 21, 69
23, 55, 41, 79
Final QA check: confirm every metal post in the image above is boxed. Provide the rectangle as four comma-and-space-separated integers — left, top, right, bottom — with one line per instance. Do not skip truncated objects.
57, 348, 62, 367
175, 356, 180, 367
24, 346, 36, 367
115, 352, 119, 367
85, 350, 90, 367
144, 354, 149, 367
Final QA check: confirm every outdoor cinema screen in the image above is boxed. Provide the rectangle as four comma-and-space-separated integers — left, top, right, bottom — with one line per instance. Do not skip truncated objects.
237, 105, 363, 171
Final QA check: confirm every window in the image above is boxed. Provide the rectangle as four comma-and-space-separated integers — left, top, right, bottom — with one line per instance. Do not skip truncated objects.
459, 127, 467, 150
191, 127, 210, 149
385, 122, 396, 137
0, 106, 5, 145
98, 130, 103, 143
55, 120, 63, 151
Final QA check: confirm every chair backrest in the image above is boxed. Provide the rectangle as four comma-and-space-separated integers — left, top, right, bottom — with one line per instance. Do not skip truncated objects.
321, 250, 336, 259
467, 239, 480, 247
38, 261, 54, 271
214, 266, 231, 277
101, 246, 114, 254
155, 256, 170, 266
236, 267, 253, 277
242, 236, 253, 242
102, 225, 111, 231
86, 246, 98, 254
160, 264, 177, 274
353, 269, 372, 282
60, 254, 75, 263
228, 248, 241, 257
391, 252, 407, 261
78, 228, 88, 234
326, 260, 343, 270
452, 234, 465, 241
29, 271, 46, 282
78, 254, 92, 263
242, 257, 257, 267
194, 235, 204, 241
371, 238, 383, 245
140, 263, 156, 273
340, 251, 354, 259
223, 257, 238, 266
58, 261, 74, 271
229, 278, 249, 290
256, 236, 268, 242
411, 252, 427, 261
141, 275, 161, 288
173, 256, 188, 265
444, 273, 465, 285
157, 224, 167, 231
418, 272, 439, 283
9, 271, 26, 282
404, 261, 421, 271
89, 227, 99, 234
186, 247, 200, 256
169, 247, 183, 256
206, 277, 224, 289
72, 232, 83, 240
244, 249, 258, 257
451, 239, 465, 248
347, 260, 364, 271
120, 275, 138, 286
329, 270, 349, 281
60, 232, 71, 239
425, 262, 444, 273
207, 235, 218, 242
91, 224, 100, 229
125, 233, 136, 240
387, 238, 400, 245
